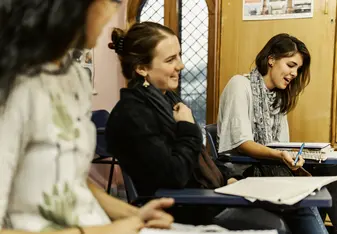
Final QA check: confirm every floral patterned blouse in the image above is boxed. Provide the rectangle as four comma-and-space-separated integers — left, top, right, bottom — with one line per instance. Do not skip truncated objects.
0, 62, 111, 231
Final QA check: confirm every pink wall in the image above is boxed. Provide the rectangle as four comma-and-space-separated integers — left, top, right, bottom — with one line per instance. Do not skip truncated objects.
92, 3, 127, 111
89, 1, 127, 189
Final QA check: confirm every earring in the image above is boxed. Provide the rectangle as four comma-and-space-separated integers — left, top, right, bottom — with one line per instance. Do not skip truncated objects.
143, 79, 150, 88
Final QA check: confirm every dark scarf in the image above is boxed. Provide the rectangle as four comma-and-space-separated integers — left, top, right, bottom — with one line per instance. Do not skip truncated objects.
128, 78, 224, 188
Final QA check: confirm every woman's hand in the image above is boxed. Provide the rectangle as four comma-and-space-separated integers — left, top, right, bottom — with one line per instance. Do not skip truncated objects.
227, 178, 238, 185
173, 103, 194, 124
138, 198, 175, 229
102, 216, 144, 234
281, 151, 305, 170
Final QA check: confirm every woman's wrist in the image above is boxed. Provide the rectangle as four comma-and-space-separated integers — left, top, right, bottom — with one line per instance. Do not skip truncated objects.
113, 205, 139, 220
270, 148, 283, 160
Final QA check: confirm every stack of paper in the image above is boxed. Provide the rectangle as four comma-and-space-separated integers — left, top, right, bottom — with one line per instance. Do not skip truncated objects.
266, 142, 332, 149
266, 142, 335, 162
214, 176, 337, 205
140, 223, 277, 234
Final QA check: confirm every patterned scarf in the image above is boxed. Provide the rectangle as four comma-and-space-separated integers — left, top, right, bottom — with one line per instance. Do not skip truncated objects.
249, 68, 281, 145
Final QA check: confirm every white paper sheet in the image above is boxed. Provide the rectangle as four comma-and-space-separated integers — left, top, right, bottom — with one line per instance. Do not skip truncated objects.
214, 176, 337, 205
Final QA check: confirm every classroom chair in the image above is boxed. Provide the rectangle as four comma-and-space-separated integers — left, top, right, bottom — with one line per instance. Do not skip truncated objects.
205, 124, 279, 165
204, 123, 219, 160
91, 109, 117, 194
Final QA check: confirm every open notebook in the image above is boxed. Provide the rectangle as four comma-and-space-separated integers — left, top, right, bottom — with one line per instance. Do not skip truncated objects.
214, 176, 337, 205
140, 223, 277, 234
266, 142, 336, 162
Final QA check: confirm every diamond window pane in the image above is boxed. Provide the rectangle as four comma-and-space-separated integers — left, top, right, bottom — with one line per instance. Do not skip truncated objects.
140, 0, 164, 24
181, 0, 208, 128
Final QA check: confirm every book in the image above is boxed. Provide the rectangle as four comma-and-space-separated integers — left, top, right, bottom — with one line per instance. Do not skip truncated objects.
266, 142, 335, 162
214, 176, 337, 205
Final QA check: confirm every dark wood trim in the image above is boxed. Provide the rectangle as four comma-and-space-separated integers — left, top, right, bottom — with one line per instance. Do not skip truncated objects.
214, 0, 222, 124
205, 0, 216, 15
164, 0, 179, 34
206, 0, 220, 125
330, 7, 337, 147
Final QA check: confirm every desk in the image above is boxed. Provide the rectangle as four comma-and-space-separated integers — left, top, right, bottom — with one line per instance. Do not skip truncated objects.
155, 187, 332, 208
220, 153, 337, 165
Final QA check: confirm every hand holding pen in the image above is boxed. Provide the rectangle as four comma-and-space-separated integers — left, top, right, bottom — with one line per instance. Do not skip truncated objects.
281, 147, 305, 170
294, 143, 305, 166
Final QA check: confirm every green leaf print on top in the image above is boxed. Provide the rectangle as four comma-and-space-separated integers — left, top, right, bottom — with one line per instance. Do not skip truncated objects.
39, 183, 79, 231
50, 93, 80, 141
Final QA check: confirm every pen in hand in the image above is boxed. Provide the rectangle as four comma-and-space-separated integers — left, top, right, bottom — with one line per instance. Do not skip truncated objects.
294, 143, 305, 166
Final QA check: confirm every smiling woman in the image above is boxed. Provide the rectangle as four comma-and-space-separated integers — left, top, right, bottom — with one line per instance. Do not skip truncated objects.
254, 33, 311, 113
216, 34, 330, 234
135, 34, 184, 93
218, 33, 311, 157
106, 21, 225, 191
105, 22, 230, 224
108, 22, 184, 92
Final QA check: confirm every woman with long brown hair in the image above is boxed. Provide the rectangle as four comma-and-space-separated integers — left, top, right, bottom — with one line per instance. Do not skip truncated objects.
217, 33, 328, 234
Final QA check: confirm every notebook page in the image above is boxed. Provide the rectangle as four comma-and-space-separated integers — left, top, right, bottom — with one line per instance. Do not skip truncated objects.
214, 176, 337, 205
244, 177, 337, 204
326, 152, 337, 159
140, 223, 277, 234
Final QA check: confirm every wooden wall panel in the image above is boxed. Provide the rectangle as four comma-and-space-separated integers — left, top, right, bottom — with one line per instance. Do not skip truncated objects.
218, 0, 336, 142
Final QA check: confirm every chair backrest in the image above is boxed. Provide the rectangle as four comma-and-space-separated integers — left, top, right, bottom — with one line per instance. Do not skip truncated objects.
91, 109, 110, 128
204, 124, 219, 159
121, 170, 139, 205
91, 110, 112, 158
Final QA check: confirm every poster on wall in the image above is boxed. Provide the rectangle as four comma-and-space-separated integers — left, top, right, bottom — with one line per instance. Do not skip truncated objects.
72, 49, 97, 95
243, 0, 313, 21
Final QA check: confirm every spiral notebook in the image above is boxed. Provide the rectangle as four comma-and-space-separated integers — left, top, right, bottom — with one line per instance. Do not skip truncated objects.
266, 142, 335, 162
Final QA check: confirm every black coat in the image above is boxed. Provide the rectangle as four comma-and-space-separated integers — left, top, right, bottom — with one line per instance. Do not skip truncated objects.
105, 87, 203, 196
